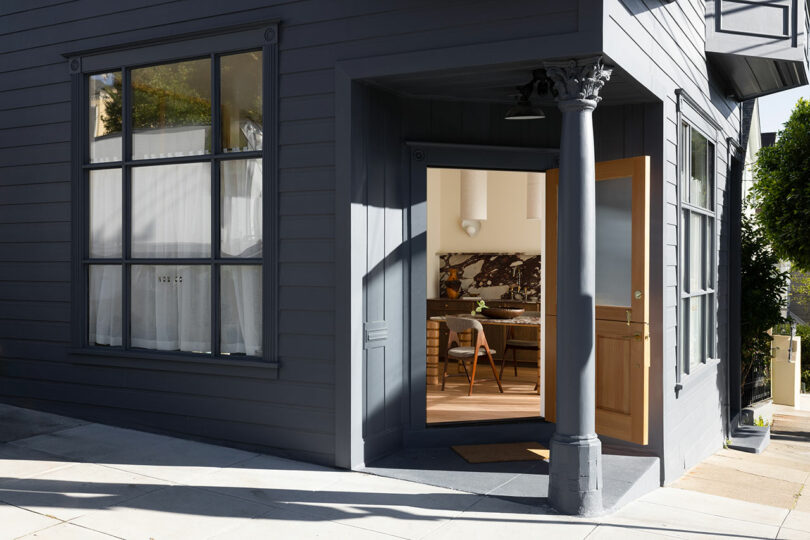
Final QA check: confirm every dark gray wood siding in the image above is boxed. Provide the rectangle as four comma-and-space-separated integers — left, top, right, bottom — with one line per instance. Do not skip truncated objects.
0, 0, 585, 466
606, 0, 741, 483
0, 0, 744, 477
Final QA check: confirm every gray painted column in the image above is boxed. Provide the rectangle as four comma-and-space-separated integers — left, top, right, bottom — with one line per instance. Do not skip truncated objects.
544, 57, 612, 516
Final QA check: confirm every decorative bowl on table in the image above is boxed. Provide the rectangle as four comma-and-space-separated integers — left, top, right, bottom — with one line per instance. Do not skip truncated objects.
480, 307, 524, 319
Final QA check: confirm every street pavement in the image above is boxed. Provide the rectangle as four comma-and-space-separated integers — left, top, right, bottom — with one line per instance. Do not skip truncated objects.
0, 402, 808, 539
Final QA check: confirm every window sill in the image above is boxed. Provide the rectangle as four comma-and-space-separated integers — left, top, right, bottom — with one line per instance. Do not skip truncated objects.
675, 356, 721, 395
68, 347, 279, 380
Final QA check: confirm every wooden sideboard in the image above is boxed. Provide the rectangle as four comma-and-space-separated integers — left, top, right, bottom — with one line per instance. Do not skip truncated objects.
425, 299, 541, 385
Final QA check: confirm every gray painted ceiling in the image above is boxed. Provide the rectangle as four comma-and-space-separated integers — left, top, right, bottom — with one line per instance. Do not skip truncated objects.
369, 61, 659, 106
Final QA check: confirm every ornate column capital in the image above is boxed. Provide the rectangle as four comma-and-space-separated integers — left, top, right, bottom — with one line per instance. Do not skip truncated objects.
543, 56, 612, 103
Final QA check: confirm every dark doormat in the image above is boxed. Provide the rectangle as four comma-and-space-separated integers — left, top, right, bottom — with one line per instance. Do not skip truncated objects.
451, 441, 549, 463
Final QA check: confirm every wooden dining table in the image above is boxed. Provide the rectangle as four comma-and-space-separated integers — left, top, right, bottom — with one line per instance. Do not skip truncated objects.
427, 314, 542, 393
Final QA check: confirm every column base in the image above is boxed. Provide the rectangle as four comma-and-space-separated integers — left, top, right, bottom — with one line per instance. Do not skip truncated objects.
548, 432, 603, 516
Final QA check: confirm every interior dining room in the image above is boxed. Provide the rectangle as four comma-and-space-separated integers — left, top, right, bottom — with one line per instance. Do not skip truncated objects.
425, 167, 547, 425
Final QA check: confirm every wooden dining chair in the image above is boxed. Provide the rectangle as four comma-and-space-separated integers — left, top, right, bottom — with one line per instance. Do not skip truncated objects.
500, 311, 542, 384
443, 316, 503, 396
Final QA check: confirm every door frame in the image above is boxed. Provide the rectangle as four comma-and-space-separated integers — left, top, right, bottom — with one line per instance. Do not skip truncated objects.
404, 142, 559, 448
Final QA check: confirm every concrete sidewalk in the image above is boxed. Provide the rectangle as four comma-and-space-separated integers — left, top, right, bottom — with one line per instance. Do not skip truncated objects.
674, 396, 810, 515
0, 403, 809, 539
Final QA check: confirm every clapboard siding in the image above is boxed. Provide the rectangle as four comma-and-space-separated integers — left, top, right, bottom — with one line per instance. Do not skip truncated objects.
0, 63, 66, 92
607, 0, 739, 483
0, 223, 70, 244
0, 0, 742, 472
0, 203, 71, 224
0, 103, 70, 129
0, 243, 70, 262
279, 240, 335, 263
279, 167, 334, 192
0, 300, 70, 322
279, 286, 334, 308
0, 282, 70, 302
280, 70, 334, 98
0, 357, 333, 410
279, 215, 334, 239
0, 323, 70, 344
0, 163, 69, 186
0, 82, 70, 109
0, 1, 72, 18
280, 119, 334, 145
0, 392, 335, 464
0, 122, 71, 149
0, 143, 70, 167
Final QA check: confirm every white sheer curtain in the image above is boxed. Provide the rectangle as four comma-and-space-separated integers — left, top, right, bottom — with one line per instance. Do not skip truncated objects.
131, 264, 211, 352
88, 125, 263, 355
221, 158, 262, 257
89, 169, 122, 258
88, 169, 123, 346
132, 162, 211, 258
221, 266, 262, 355
130, 162, 211, 352
219, 124, 263, 355
89, 266, 122, 346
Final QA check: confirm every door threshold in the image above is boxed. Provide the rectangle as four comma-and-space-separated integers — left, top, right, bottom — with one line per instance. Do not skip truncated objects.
426, 416, 545, 429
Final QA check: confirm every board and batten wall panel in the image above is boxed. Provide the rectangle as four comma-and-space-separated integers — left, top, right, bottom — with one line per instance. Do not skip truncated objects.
0, 0, 580, 465
606, 0, 739, 483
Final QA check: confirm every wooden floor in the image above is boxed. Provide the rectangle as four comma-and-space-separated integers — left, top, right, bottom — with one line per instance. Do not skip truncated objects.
426, 363, 542, 424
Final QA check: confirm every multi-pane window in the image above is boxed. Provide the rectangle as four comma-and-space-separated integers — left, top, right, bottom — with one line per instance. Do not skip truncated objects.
679, 122, 716, 374
85, 51, 264, 357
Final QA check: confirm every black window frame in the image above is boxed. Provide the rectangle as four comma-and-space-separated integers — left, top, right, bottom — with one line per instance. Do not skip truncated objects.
67, 23, 279, 370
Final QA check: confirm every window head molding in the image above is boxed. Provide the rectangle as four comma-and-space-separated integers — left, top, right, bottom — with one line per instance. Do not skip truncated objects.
68, 22, 279, 371
64, 20, 278, 71
675, 88, 723, 134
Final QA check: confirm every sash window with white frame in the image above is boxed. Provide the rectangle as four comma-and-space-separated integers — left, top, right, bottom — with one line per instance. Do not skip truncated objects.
679, 119, 717, 375
82, 38, 269, 359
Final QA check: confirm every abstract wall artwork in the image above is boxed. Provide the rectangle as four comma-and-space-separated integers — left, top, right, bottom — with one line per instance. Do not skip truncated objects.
438, 253, 541, 301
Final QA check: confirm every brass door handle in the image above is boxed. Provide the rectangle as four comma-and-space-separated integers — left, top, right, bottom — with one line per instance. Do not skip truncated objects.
626, 309, 631, 326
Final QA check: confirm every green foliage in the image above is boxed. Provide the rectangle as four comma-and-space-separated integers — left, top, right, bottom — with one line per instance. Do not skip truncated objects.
98, 73, 123, 133
754, 415, 769, 427
800, 324, 810, 348
741, 211, 788, 386
751, 98, 810, 271
100, 61, 211, 134
773, 322, 810, 342
793, 270, 810, 297
470, 300, 488, 315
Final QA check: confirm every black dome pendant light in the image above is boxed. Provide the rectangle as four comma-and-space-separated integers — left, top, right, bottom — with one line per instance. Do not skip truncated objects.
504, 79, 545, 120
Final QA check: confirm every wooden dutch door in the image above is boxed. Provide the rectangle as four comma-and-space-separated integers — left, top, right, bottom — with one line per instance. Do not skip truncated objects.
544, 156, 650, 445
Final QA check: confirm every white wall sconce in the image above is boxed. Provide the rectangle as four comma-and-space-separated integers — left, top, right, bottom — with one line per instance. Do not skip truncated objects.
527, 172, 545, 220
460, 169, 487, 237
460, 219, 481, 237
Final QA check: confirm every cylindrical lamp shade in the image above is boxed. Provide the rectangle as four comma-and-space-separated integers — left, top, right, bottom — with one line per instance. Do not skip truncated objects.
527, 172, 545, 220
460, 169, 487, 220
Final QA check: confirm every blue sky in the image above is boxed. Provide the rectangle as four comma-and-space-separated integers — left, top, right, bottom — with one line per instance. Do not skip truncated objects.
758, 85, 810, 134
